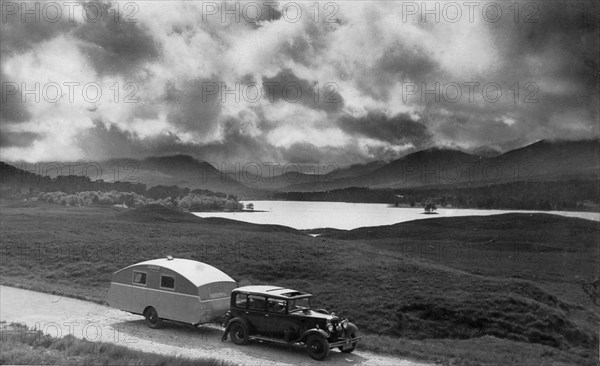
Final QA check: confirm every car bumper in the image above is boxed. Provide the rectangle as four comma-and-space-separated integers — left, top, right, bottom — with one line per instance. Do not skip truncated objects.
328, 336, 361, 349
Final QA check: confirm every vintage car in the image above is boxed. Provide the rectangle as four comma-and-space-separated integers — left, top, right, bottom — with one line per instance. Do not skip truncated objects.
221, 285, 360, 360
108, 257, 237, 328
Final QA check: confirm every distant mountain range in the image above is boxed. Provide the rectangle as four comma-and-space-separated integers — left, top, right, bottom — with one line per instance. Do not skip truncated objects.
276, 139, 600, 192
3, 154, 258, 197
3, 139, 598, 198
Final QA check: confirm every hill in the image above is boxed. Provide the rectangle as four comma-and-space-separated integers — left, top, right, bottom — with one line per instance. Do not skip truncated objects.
119, 155, 261, 197
2, 155, 264, 199
278, 139, 600, 191
491, 139, 600, 181
116, 203, 301, 234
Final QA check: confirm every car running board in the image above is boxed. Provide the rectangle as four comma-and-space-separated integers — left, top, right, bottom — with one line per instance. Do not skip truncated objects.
248, 335, 362, 349
248, 335, 298, 345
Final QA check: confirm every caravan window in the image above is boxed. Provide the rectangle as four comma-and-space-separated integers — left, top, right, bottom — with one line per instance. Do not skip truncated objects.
160, 275, 175, 290
209, 283, 227, 299
132, 271, 146, 285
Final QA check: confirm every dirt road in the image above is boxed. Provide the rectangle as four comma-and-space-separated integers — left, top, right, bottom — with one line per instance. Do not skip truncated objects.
0, 286, 433, 366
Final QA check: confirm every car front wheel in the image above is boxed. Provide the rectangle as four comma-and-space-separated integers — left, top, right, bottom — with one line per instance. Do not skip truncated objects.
306, 335, 330, 361
229, 321, 249, 345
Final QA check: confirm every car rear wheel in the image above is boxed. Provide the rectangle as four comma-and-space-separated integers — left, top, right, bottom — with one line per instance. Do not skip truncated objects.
144, 307, 163, 329
306, 335, 330, 361
230, 321, 249, 345
338, 332, 357, 353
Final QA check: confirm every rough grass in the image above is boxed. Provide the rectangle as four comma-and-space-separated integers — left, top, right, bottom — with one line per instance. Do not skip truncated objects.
0, 322, 235, 366
1, 200, 598, 365
359, 334, 597, 366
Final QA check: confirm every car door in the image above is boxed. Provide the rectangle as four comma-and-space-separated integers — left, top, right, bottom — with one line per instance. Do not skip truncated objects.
264, 297, 291, 337
244, 294, 270, 334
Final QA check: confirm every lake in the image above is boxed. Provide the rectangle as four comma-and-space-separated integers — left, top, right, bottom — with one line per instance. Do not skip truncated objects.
192, 201, 600, 230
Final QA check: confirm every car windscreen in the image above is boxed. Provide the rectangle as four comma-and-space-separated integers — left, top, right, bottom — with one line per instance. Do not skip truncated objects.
288, 297, 310, 312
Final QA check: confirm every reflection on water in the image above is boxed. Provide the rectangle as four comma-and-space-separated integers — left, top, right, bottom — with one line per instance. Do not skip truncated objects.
192, 201, 600, 230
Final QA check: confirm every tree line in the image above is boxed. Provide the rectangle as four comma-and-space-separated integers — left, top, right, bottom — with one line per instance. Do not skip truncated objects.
0, 162, 243, 212
276, 180, 600, 211
35, 190, 243, 211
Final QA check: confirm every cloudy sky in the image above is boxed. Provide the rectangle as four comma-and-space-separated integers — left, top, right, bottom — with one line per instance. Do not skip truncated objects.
1, 0, 598, 165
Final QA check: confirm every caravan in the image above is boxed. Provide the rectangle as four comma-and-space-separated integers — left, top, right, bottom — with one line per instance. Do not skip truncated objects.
108, 257, 237, 328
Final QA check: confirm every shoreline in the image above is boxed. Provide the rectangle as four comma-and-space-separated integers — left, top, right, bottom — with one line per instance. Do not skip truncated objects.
192, 201, 600, 231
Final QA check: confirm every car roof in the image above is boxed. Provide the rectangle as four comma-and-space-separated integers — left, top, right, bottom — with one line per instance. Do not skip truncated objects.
235, 285, 312, 299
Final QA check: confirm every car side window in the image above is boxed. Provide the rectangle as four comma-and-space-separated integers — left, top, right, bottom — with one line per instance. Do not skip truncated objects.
235, 293, 248, 308
248, 295, 266, 311
267, 298, 287, 313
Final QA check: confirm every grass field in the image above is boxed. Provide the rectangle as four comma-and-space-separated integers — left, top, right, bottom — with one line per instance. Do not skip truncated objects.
0, 321, 234, 366
0, 200, 598, 365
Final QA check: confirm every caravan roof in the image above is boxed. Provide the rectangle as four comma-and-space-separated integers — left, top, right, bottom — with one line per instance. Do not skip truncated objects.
118, 257, 235, 287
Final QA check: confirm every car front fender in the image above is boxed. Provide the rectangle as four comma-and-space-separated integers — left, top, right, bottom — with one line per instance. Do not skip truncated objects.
345, 321, 358, 337
301, 328, 329, 342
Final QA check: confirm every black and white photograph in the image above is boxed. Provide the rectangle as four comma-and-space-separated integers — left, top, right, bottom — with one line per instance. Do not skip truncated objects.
0, 1, 598, 365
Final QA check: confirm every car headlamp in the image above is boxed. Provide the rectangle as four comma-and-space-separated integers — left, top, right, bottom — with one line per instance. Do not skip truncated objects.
341, 320, 348, 330
327, 323, 334, 333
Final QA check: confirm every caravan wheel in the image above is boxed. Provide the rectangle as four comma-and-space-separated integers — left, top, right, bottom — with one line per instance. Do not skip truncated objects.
144, 307, 163, 329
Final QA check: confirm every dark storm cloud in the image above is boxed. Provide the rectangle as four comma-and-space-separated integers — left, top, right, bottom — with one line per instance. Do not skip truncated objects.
165, 78, 222, 135
192, 118, 280, 163
378, 45, 437, 80
246, 1, 282, 26
359, 42, 439, 100
338, 112, 432, 147
486, 0, 598, 97
1, 2, 159, 76
263, 69, 344, 113
77, 120, 141, 159
279, 142, 367, 166
275, 21, 335, 67
428, 112, 521, 149
77, 117, 279, 164
493, 1, 598, 55
261, 2, 282, 22
77, 120, 214, 161
0, 72, 31, 124
0, 7, 75, 55
81, 114, 382, 166
73, 3, 159, 76
0, 96, 30, 124
412, 1, 599, 150
0, 130, 41, 147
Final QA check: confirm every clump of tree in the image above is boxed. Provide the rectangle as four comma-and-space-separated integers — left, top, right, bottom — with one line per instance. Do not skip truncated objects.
38, 191, 151, 208
146, 185, 189, 200
424, 202, 437, 213
176, 193, 243, 212
36, 190, 244, 212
